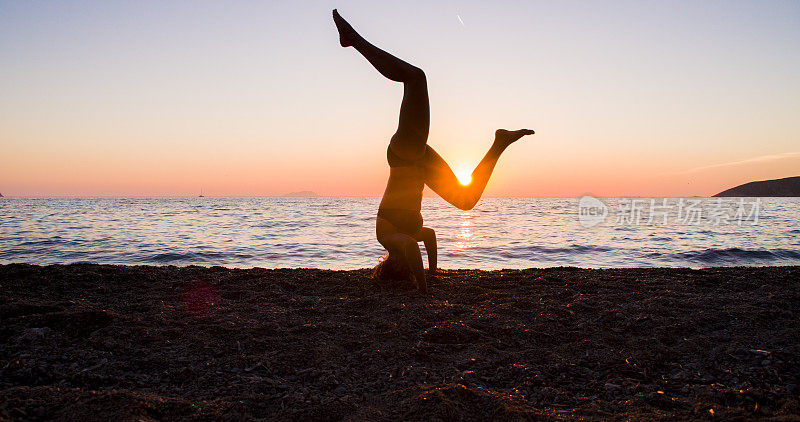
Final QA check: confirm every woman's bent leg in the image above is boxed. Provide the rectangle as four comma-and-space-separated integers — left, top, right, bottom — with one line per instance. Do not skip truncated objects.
424, 129, 534, 210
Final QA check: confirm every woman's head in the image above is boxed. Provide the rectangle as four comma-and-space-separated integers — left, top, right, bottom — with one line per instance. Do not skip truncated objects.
372, 252, 412, 282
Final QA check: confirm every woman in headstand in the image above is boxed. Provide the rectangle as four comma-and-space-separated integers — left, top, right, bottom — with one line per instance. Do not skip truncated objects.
333, 10, 534, 293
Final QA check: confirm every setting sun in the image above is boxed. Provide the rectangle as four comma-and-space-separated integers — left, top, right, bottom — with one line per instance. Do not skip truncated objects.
455, 168, 473, 185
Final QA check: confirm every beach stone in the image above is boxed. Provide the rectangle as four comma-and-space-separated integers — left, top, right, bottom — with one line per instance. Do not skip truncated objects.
421, 323, 480, 344
18, 327, 51, 342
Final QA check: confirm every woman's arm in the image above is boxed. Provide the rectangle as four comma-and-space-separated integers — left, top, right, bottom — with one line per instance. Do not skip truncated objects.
415, 227, 437, 274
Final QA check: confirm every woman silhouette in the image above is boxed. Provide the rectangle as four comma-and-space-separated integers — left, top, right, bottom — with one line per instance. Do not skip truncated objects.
333, 10, 534, 292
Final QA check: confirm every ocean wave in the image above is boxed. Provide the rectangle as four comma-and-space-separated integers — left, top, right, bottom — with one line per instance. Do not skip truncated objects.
673, 248, 800, 263
151, 252, 194, 263
494, 244, 613, 259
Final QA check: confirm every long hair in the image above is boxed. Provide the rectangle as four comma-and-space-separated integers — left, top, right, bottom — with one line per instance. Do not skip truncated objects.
372, 253, 413, 282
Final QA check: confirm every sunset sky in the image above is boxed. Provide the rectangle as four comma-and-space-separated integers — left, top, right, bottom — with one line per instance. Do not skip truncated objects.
2, 1, 798, 197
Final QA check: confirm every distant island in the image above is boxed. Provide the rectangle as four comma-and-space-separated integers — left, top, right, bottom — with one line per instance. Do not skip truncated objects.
714, 176, 800, 197
282, 190, 318, 197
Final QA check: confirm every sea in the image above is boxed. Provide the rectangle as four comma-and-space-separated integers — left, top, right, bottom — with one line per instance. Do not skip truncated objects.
1, 197, 798, 269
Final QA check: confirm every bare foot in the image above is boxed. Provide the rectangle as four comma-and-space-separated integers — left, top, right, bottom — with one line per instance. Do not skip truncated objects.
494, 129, 535, 149
332, 9, 359, 47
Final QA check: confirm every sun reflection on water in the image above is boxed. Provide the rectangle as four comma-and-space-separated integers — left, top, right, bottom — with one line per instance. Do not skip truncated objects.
453, 211, 478, 251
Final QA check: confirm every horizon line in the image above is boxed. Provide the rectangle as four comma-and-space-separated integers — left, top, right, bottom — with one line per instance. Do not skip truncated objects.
0, 194, 734, 199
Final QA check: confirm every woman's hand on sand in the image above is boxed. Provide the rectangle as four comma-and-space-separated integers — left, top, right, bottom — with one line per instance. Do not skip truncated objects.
494, 129, 535, 149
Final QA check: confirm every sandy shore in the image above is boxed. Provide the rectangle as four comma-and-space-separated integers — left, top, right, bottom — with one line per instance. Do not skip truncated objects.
1, 264, 799, 420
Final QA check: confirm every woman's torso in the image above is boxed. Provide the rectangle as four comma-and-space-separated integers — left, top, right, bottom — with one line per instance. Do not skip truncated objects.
379, 145, 425, 211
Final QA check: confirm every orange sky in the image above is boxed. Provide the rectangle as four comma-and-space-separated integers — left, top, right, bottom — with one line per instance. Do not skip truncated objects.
1, 1, 798, 197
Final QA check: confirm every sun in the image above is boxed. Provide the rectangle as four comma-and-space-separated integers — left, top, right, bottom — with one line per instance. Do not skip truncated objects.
455, 167, 472, 185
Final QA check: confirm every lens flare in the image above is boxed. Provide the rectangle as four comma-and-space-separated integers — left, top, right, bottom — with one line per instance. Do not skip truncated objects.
182, 279, 219, 318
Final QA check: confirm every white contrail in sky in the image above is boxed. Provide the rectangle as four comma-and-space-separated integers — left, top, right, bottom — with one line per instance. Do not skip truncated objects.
680, 151, 800, 174
456, 14, 465, 27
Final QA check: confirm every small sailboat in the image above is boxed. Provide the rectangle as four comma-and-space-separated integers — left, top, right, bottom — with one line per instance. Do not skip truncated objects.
198, 188, 205, 198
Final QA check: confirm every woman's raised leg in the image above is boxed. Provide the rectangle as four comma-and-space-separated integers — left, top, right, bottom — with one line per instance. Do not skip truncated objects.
333, 9, 429, 157
424, 129, 535, 211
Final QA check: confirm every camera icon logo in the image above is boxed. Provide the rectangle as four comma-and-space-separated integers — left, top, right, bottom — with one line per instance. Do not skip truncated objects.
578, 196, 608, 228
